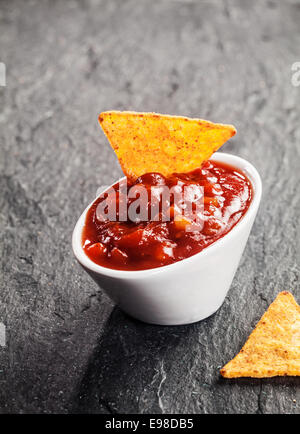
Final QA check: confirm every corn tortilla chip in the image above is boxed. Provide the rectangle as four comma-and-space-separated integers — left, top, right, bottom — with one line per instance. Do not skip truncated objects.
98, 111, 236, 181
220, 292, 300, 378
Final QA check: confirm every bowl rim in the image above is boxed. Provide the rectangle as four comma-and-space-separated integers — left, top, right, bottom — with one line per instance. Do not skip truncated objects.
72, 152, 262, 279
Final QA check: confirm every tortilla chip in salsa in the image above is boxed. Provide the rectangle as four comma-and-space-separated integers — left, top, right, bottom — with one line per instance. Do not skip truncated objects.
98, 111, 236, 181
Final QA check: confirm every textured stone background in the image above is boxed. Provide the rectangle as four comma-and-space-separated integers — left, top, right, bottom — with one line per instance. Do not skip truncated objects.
0, 0, 299, 414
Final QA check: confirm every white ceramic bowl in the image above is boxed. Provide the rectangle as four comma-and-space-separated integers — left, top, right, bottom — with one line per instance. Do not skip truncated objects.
72, 153, 262, 325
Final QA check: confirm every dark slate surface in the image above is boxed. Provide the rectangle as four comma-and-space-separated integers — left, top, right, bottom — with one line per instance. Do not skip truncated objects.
0, 0, 299, 414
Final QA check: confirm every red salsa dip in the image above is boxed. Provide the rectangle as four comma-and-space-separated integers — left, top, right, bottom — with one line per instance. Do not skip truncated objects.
82, 160, 252, 271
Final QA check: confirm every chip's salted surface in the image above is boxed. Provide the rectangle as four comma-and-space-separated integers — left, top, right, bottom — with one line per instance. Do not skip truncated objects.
221, 291, 300, 378
99, 111, 236, 181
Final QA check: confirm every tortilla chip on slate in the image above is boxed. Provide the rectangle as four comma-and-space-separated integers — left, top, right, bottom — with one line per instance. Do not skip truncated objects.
98, 111, 236, 181
220, 292, 300, 378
